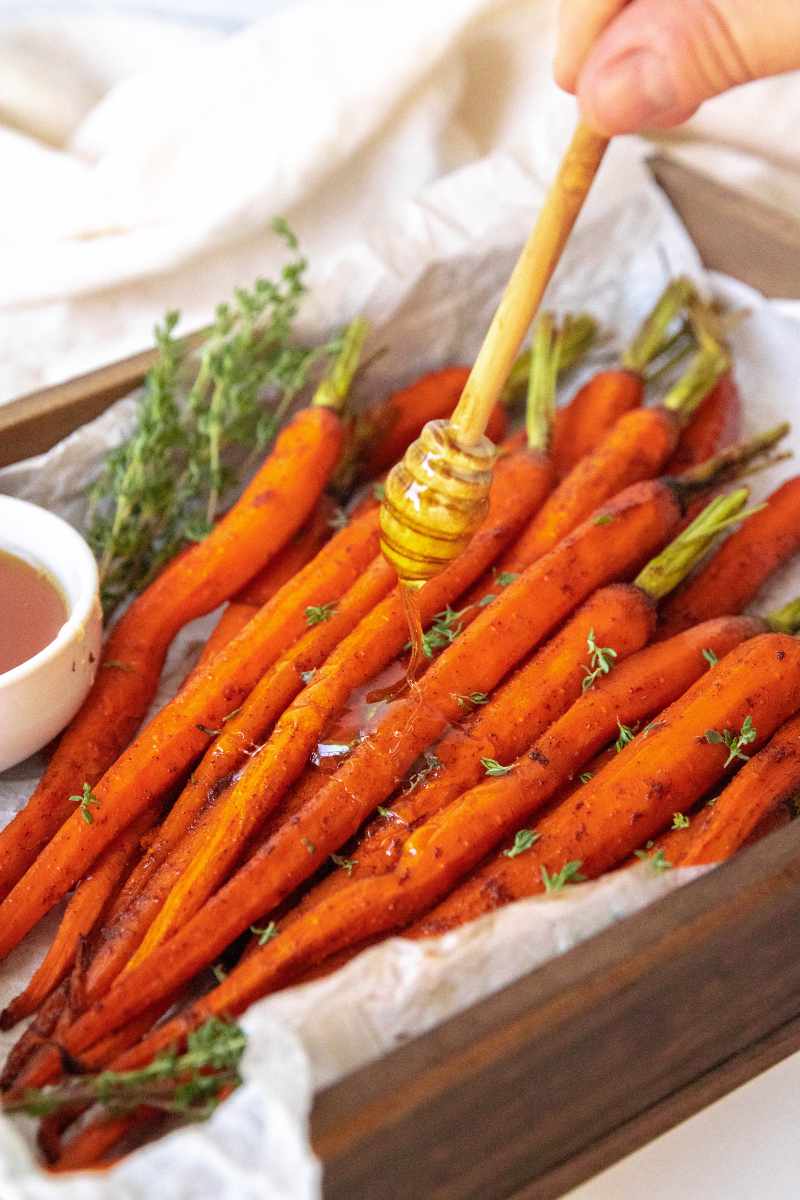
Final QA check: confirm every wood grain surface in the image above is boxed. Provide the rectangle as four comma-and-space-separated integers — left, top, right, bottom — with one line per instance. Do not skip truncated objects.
312, 822, 800, 1199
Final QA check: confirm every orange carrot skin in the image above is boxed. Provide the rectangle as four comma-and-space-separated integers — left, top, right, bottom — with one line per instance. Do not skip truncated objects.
0, 504, 381, 963
0, 816, 150, 1030
52, 1110, 157, 1172
471, 408, 679, 600
658, 476, 800, 639
0, 407, 345, 904
104, 451, 553, 973
667, 713, 800, 866
186, 497, 337, 682
36, 478, 684, 1066
0, 982, 68, 1092
551, 370, 643, 479
79, 555, 397, 1000
72, 627, 784, 1061
415, 629, 798, 935
16, 449, 547, 1017
363, 368, 506, 477
281, 583, 657, 925
664, 374, 740, 476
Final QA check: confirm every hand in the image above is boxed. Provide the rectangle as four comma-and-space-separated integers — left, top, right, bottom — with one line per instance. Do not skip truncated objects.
556, 0, 800, 135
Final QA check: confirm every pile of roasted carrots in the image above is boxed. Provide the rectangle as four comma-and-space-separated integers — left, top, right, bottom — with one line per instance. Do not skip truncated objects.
3, 278, 800, 1173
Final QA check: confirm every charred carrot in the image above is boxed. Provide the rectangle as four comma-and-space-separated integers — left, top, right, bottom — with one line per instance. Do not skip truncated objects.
658, 476, 800, 639
0, 326, 367, 904
0, 813, 153, 1030
0, 983, 68, 1092
414, 632, 800, 935
29, 476, 688, 1064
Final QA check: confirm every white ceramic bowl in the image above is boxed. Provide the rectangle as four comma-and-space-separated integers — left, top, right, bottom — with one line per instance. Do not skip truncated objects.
0, 495, 102, 772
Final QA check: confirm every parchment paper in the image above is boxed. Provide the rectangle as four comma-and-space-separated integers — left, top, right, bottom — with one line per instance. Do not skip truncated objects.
1, 155, 799, 1197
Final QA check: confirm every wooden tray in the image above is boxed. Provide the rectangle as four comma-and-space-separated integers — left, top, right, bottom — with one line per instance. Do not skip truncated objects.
3, 158, 800, 1198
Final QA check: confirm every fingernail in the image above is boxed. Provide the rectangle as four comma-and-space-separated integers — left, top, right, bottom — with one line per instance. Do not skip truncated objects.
584, 50, 679, 133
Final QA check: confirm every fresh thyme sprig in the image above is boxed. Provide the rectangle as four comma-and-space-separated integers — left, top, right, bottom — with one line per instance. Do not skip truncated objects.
540, 860, 586, 893
503, 829, 539, 858
581, 628, 618, 693
86, 221, 341, 616
4, 1018, 246, 1121
481, 757, 515, 777
69, 783, 100, 826
634, 843, 672, 872
705, 714, 757, 767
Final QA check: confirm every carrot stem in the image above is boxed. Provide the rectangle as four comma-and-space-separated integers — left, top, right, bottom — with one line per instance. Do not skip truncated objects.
622, 277, 696, 375
312, 317, 369, 411
674, 424, 790, 493
766, 596, 800, 634
634, 489, 750, 600
525, 314, 561, 453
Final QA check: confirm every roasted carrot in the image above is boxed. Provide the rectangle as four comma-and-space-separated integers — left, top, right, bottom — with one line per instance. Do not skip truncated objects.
72, 553, 396, 1001
550, 369, 642, 478
413, 632, 800, 935
92, 450, 552, 980
0, 982, 68, 1092
0, 813, 152, 1030
24, 476, 687, 1069
0, 501, 382, 961
361, 369, 507, 478
52, 1109, 157, 1172
664, 373, 740, 475
658, 476, 800, 639
63, 618, 778, 1072
549, 278, 696, 478
186, 495, 337, 682
275, 489, 751, 932
0, 328, 367, 904
658, 713, 800, 866
354, 313, 598, 483
280, 582, 658, 916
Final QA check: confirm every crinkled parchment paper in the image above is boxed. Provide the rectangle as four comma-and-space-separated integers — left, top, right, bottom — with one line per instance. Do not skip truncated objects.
1, 153, 799, 1197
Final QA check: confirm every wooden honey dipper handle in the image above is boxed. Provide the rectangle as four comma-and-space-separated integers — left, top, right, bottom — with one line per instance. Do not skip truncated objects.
450, 122, 609, 447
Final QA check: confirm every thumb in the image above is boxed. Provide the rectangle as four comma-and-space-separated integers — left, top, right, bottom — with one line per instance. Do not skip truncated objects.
576, 0, 800, 135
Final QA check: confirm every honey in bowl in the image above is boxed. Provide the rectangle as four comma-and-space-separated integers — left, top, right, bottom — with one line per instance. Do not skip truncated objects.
0, 550, 68, 674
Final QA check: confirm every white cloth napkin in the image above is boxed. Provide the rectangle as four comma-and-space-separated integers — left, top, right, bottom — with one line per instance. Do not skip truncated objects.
1, 0, 800, 402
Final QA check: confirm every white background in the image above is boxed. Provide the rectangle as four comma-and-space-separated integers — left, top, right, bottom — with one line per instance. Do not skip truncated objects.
1, 2, 799, 1196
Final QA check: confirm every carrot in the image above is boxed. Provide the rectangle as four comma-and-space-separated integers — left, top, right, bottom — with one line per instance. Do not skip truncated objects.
361, 368, 507, 478
51, 1109, 157, 1172
664, 373, 740, 475
233, 498, 763, 987
465, 340, 730, 603
0, 500, 382, 962
550, 370, 643, 478
0, 813, 152, 1030
657, 713, 800, 867
658, 476, 800, 639
353, 313, 598, 483
0, 983, 68, 1092
413, 631, 800, 935
277, 582, 657, 919
94, 449, 552, 979
68, 618, 778, 1072
186, 496, 337, 682
24, 476, 686, 1071
72, 553, 396, 1001
0, 330, 366, 905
